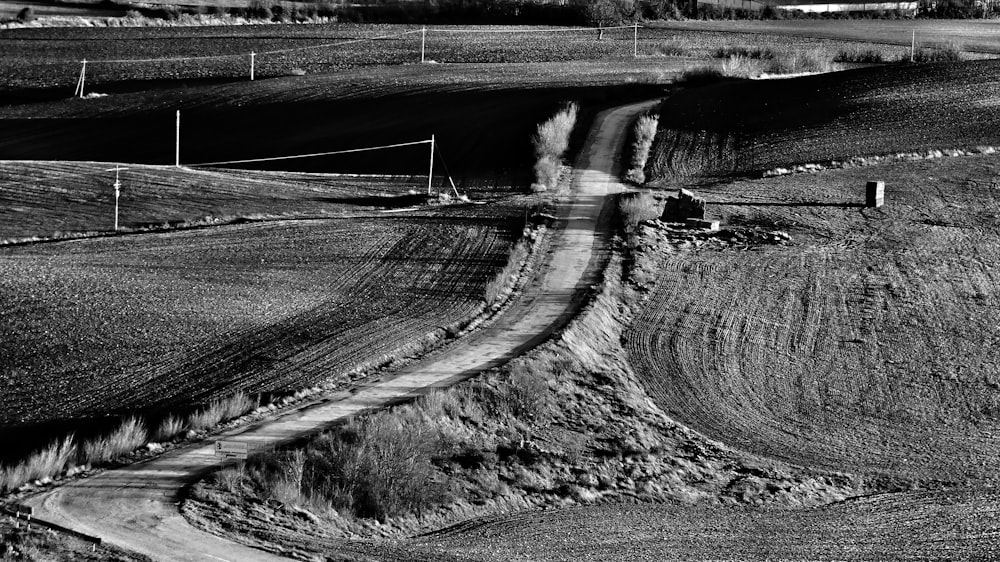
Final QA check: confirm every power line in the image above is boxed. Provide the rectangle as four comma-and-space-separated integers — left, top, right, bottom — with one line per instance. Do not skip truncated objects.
187, 139, 433, 168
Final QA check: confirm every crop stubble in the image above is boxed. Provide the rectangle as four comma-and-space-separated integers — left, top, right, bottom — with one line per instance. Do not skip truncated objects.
0, 208, 520, 429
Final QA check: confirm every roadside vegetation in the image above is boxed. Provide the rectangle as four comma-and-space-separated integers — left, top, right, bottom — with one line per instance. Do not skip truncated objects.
626, 113, 659, 184
531, 102, 579, 192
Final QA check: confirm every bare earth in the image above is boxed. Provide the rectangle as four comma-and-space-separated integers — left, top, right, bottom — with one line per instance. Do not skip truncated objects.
23, 100, 657, 561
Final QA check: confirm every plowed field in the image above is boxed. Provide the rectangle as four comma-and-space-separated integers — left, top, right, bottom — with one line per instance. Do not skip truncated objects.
647, 60, 1000, 181
0, 160, 428, 240
626, 154, 1000, 483
414, 489, 1000, 560
0, 208, 519, 443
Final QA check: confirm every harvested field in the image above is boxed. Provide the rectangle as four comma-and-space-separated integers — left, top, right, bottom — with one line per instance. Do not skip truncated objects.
647, 60, 1000, 181
626, 154, 1000, 482
0, 206, 521, 453
414, 489, 1000, 561
0, 161, 428, 241
0, 76, 665, 190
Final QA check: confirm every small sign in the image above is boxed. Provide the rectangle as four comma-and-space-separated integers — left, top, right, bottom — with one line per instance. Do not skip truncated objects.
13, 504, 32, 516
214, 440, 248, 459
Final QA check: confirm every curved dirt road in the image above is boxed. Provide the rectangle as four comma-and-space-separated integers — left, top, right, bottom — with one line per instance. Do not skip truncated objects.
25, 100, 657, 561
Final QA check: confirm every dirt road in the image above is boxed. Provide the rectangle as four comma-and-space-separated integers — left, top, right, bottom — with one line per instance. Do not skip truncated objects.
25, 99, 657, 561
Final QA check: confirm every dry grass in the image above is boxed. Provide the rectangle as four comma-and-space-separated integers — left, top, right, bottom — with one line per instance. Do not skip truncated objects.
155, 414, 186, 442
187, 392, 255, 431
80, 417, 147, 464
485, 237, 529, 306
626, 114, 660, 184
909, 42, 964, 63
0, 435, 76, 493
618, 191, 661, 232
531, 102, 579, 192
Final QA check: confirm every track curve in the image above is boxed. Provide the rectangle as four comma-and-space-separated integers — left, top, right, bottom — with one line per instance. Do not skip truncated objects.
24, 99, 658, 561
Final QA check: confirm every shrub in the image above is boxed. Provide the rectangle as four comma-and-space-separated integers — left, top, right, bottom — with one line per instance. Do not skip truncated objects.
188, 392, 255, 431
907, 43, 964, 63
834, 46, 885, 63
626, 113, 659, 184
619, 190, 661, 229
80, 416, 147, 464
531, 102, 579, 191
246, 0, 272, 20
656, 40, 688, 56
155, 414, 186, 442
15, 6, 33, 22
584, 0, 636, 26
0, 435, 76, 493
676, 65, 727, 86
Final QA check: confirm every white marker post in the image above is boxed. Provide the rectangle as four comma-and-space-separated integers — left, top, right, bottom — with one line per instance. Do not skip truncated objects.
427, 134, 435, 195
113, 164, 121, 231
633, 23, 638, 58
74, 59, 87, 98
250, 51, 255, 81
175, 110, 181, 168
421, 26, 426, 63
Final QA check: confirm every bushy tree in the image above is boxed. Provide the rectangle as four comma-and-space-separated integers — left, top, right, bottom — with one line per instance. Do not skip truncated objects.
584, 0, 637, 26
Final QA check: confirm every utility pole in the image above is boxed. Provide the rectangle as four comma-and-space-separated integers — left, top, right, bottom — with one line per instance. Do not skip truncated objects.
421, 27, 427, 63
175, 110, 181, 168
250, 51, 255, 80
911, 29, 916, 62
74, 59, 87, 98
113, 164, 121, 231
633, 23, 638, 58
427, 135, 435, 195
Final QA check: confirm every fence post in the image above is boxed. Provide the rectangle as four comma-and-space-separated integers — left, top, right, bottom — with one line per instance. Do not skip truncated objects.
427, 135, 435, 195
421, 27, 426, 63
250, 51, 255, 81
175, 110, 181, 168
633, 24, 638, 58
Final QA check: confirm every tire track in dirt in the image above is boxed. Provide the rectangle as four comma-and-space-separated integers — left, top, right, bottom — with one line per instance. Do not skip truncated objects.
23, 99, 658, 561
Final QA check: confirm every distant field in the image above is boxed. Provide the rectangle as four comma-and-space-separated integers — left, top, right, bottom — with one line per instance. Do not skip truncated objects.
0, 205, 520, 441
658, 20, 1000, 54
0, 161, 429, 240
626, 153, 1000, 482
647, 60, 1000, 181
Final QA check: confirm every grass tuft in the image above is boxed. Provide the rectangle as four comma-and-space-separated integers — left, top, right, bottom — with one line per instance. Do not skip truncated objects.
626, 114, 660, 184
0, 435, 77, 493
834, 46, 886, 63
485, 237, 530, 306
155, 414, 187, 442
187, 392, 256, 431
531, 102, 579, 192
908, 42, 964, 63
80, 416, 148, 464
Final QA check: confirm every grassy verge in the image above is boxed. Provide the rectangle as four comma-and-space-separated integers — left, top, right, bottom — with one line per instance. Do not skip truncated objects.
625, 113, 660, 184
531, 103, 579, 192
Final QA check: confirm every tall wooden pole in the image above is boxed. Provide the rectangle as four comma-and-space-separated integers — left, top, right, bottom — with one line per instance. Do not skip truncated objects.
633, 23, 638, 58
427, 135, 435, 195
175, 110, 181, 168
250, 51, 255, 80
911, 29, 916, 62
421, 27, 426, 63
113, 164, 121, 232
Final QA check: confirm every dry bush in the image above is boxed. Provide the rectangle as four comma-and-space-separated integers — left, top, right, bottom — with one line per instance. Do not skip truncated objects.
834, 46, 886, 63
188, 392, 255, 431
0, 435, 76, 493
531, 102, 579, 191
619, 191, 660, 230
626, 114, 660, 184
80, 416, 147, 464
155, 414, 186, 442
713, 45, 781, 60
676, 65, 728, 86
908, 42, 964, 63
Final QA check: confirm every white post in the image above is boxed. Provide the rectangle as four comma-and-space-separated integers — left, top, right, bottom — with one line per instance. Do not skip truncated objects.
113, 164, 121, 232
250, 51, 255, 81
175, 110, 181, 168
76, 59, 87, 98
421, 27, 426, 63
633, 24, 638, 58
427, 135, 435, 195
911, 29, 916, 62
